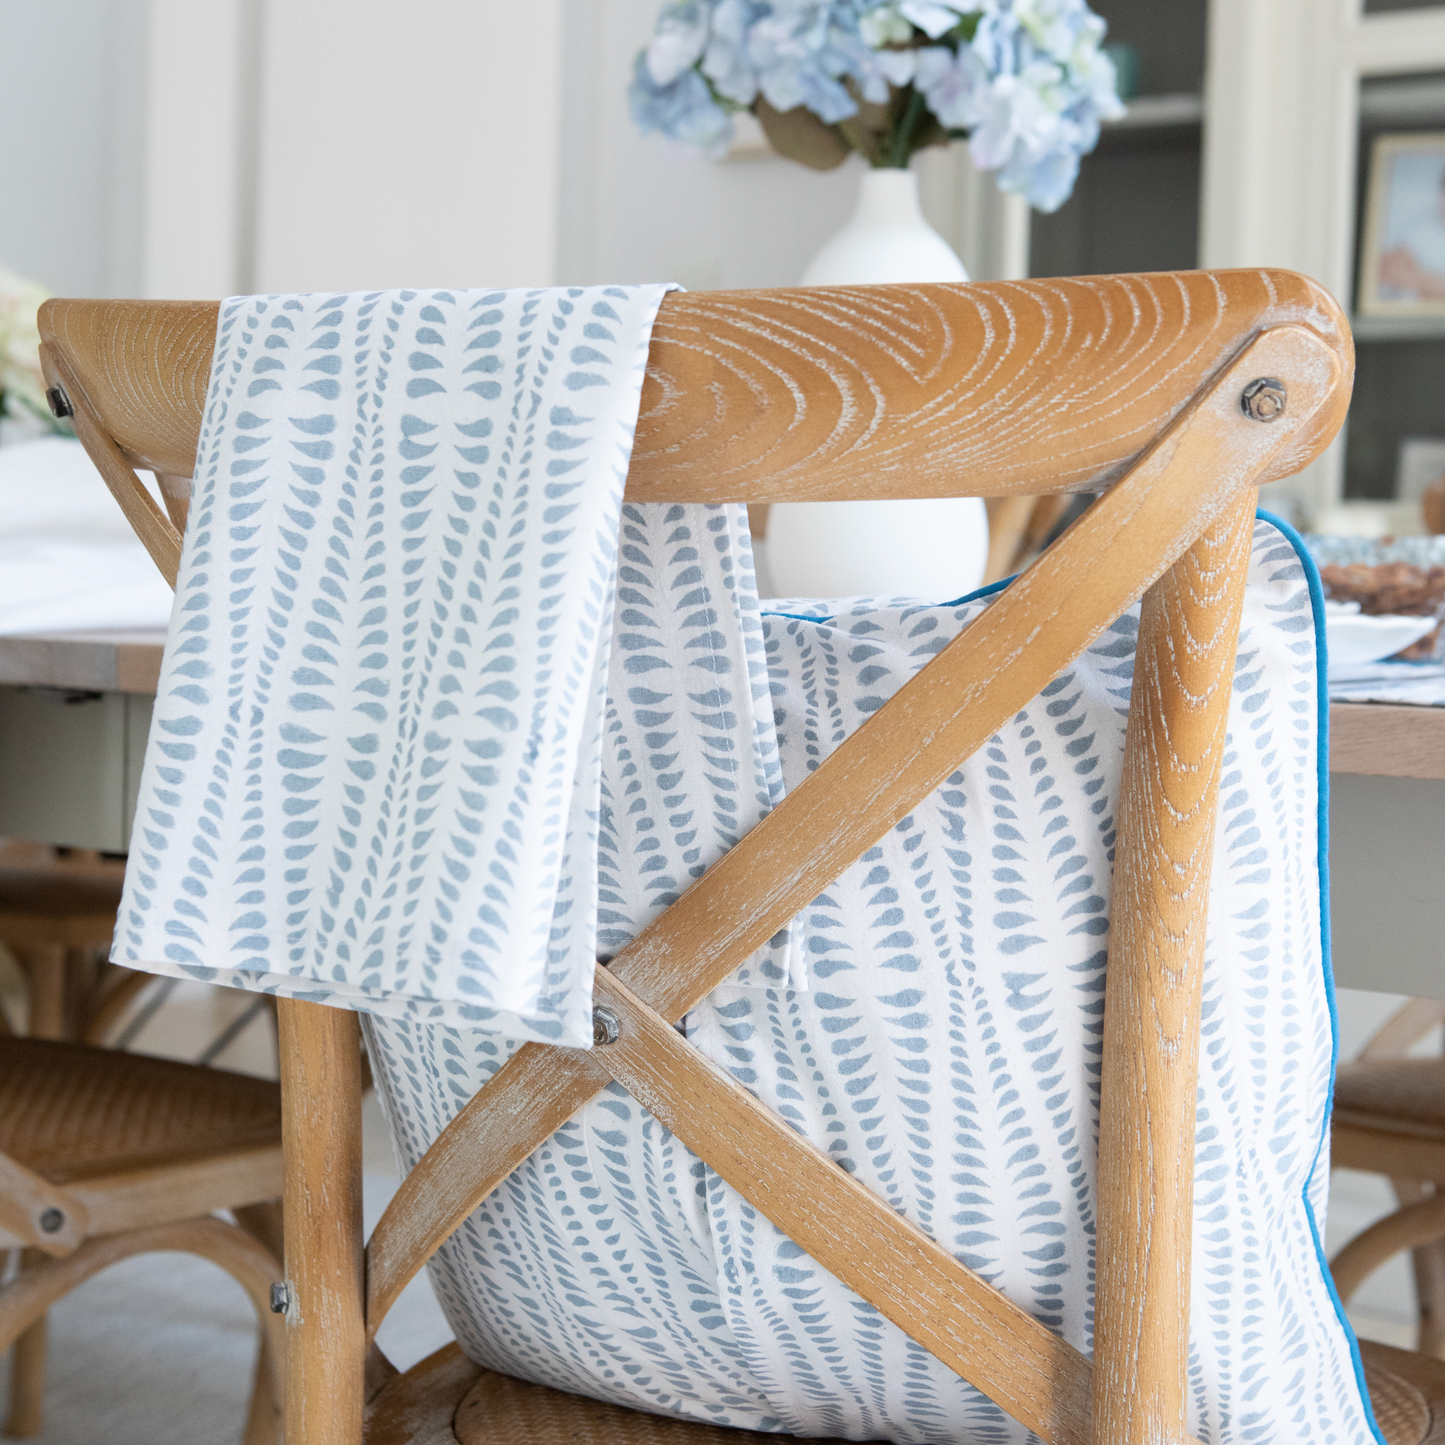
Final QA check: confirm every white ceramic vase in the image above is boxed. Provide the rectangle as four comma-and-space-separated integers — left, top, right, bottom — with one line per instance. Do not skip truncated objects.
762, 167, 990, 603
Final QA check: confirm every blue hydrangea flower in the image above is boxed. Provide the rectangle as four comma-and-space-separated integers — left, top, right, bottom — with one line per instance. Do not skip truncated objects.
897, 1, 971, 38
630, 51, 734, 154
745, 6, 870, 120
645, 1, 712, 85
629, 0, 1121, 211
912, 0, 1123, 209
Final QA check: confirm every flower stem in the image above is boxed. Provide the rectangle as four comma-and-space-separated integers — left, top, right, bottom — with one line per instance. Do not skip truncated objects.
835, 116, 878, 167
884, 86, 928, 169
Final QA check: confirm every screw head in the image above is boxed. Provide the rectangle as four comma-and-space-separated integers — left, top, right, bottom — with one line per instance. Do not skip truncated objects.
270, 1282, 291, 1315
37, 1208, 64, 1234
44, 386, 73, 419
592, 1006, 621, 1046
1241, 377, 1286, 423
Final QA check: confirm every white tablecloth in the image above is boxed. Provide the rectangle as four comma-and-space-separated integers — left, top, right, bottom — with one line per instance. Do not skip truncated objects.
0, 438, 174, 635
1329, 660, 1445, 705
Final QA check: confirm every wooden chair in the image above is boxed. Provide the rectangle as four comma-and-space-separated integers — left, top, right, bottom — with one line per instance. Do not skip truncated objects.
0, 835, 218, 1439
0, 841, 284, 1437
0, 1041, 286, 1439
39, 271, 1445, 1445
1332, 999, 1445, 1359
0, 840, 144, 1045
0, 859, 285, 1438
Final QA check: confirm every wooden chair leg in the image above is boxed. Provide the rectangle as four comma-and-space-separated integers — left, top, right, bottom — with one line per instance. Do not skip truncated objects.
1359, 998, 1445, 1060
1392, 1179, 1445, 1359
6, 945, 69, 1435
5, 1319, 46, 1439
79, 968, 154, 1046
236, 1192, 287, 1439
5, 1253, 48, 1440
1332, 1194, 1445, 1307
0, 923, 117, 1436
233, 1198, 286, 1442
982, 495, 1036, 584
0, 1219, 286, 1440
64, 947, 109, 1039
1412, 1235, 1445, 1360
278, 999, 364, 1445
18, 945, 65, 1042
1090, 492, 1256, 1445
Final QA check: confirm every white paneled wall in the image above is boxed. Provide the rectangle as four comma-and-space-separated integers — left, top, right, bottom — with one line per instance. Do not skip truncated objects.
1, 0, 1027, 302
142, 0, 257, 299
553, 0, 1024, 292
0, 0, 146, 298
141, 0, 565, 296
253, 0, 565, 293
4, 0, 873, 300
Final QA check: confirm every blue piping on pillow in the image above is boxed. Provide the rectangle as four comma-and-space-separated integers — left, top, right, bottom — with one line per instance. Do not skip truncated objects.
765, 517, 1384, 1442
1260, 507, 1386, 1445
762, 571, 1018, 626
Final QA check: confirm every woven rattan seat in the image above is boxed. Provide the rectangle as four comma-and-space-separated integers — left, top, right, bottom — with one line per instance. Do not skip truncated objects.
363, 1340, 1445, 1445
453, 1370, 854, 1445
0, 1036, 280, 1183
1361, 1340, 1445, 1445
363, 1344, 857, 1445
1335, 1060, 1445, 1142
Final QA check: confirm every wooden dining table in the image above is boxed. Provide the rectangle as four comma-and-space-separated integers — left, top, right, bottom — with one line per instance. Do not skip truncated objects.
1, 630, 1441, 1001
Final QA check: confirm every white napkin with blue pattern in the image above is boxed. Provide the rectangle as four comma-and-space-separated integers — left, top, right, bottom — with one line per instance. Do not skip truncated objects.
114, 285, 707, 1047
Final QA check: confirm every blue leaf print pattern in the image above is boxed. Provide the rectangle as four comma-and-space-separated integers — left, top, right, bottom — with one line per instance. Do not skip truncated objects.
366, 518, 1378, 1445
116, 286, 679, 1046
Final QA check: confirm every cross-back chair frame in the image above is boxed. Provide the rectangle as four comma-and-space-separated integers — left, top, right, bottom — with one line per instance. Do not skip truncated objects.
38, 270, 1353, 1445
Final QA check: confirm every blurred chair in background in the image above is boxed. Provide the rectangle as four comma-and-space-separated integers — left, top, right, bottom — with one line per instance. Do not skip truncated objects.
0, 840, 140, 1045
1332, 999, 1445, 1360
0, 1031, 285, 1440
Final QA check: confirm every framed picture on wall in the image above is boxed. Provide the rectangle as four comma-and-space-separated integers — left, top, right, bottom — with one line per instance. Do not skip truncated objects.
1359, 132, 1445, 318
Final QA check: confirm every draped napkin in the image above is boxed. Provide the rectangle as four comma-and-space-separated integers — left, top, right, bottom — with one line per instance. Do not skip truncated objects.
114, 285, 690, 1046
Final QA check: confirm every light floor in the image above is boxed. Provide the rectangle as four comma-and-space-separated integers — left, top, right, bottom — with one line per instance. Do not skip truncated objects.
0, 971, 1432, 1440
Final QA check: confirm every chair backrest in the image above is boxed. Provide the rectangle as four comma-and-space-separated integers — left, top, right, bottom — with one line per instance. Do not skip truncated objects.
39, 271, 1353, 1445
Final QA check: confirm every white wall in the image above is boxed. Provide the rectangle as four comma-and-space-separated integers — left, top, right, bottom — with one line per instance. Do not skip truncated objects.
253, 0, 565, 293
0, 0, 146, 297
141, 0, 257, 299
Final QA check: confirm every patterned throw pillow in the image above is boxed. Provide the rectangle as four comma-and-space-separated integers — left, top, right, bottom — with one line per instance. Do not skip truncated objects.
367, 513, 1379, 1445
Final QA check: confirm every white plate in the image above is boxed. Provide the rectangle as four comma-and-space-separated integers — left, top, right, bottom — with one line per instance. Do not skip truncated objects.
1325, 609, 1438, 674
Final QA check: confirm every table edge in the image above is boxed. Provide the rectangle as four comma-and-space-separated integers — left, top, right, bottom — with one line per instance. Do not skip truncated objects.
1330, 701, 1445, 780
